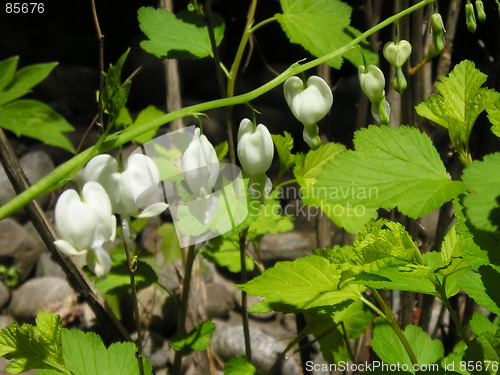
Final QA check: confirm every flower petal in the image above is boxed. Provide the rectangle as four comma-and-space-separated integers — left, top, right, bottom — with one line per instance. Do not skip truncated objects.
138, 202, 168, 218
86, 247, 112, 279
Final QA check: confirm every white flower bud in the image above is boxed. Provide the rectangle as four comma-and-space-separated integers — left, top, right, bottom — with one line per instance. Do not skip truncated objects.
237, 119, 274, 176
358, 65, 386, 103
284, 75, 333, 126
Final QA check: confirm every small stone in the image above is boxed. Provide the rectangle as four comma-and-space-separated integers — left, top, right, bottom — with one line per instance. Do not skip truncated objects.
206, 282, 234, 319
0, 282, 10, 310
0, 219, 41, 282
213, 321, 299, 375
258, 231, 316, 265
35, 251, 67, 279
132, 331, 170, 370
9, 277, 76, 322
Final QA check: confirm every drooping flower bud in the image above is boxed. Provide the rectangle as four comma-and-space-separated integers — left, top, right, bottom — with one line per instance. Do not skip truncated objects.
393, 67, 408, 94
466, 2, 477, 33
284, 75, 332, 149
475, 0, 486, 22
237, 119, 274, 176
383, 40, 412, 68
181, 128, 220, 224
53, 181, 116, 278
431, 12, 446, 54
283, 76, 333, 126
358, 65, 386, 103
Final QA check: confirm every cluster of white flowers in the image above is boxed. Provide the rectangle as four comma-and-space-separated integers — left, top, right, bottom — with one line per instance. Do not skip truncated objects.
54, 153, 167, 278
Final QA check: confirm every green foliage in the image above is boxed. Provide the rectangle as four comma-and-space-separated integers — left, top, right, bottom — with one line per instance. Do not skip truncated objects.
415, 60, 500, 162
118, 105, 165, 144
462, 153, 500, 232
0, 99, 75, 152
271, 132, 295, 176
203, 235, 255, 273
102, 49, 131, 122
157, 222, 183, 266
0, 311, 68, 374
372, 320, 444, 369
241, 255, 365, 313
215, 141, 229, 160
486, 99, 500, 137
170, 320, 215, 355
294, 143, 377, 233
223, 355, 261, 375
138, 7, 225, 59
314, 125, 465, 218
276, 0, 377, 69
459, 267, 500, 315
0, 56, 57, 106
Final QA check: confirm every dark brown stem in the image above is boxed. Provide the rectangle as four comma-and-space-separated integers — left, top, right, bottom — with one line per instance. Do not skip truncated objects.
239, 228, 252, 361
90, 0, 105, 131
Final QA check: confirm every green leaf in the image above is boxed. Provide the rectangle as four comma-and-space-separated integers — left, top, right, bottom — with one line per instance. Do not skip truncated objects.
275, 0, 377, 69
91, 257, 158, 295
223, 355, 261, 375
0, 59, 58, 106
462, 153, 500, 232
102, 49, 131, 121
0, 311, 69, 374
240, 255, 364, 313
138, 7, 225, 59
314, 125, 466, 218
372, 320, 444, 368
459, 267, 500, 315
215, 141, 229, 161
157, 223, 183, 266
61, 329, 152, 375
0, 56, 19, 91
126, 105, 164, 144
415, 60, 500, 156
486, 99, 500, 137
170, 320, 215, 354
470, 312, 500, 340
0, 99, 74, 152
203, 235, 254, 273
247, 193, 294, 240
271, 132, 295, 175
294, 142, 377, 233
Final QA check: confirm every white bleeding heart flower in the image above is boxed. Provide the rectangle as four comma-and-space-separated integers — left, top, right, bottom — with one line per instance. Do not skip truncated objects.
53, 181, 116, 278
283, 75, 333, 126
84, 153, 167, 219
181, 128, 220, 224
358, 65, 386, 103
237, 119, 274, 176
383, 40, 412, 68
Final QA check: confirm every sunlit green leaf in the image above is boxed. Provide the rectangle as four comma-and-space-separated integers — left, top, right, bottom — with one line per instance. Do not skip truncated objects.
138, 7, 225, 59
223, 355, 261, 375
170, 320, 215, 354
459, 267, 500, 315
276, 0, 377, 69
0, 99, 74, 152
271, 132, 295, 175
314, 125, 465, 218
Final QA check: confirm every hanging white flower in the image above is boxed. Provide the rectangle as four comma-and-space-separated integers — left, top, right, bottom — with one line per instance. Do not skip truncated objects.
53, 181, 116, 278
237, 118, 274, 176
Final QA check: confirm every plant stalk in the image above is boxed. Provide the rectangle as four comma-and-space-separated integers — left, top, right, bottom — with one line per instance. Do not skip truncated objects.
239, 228, 252, 361
172, 244, 197, 375
370, 288, 419, 366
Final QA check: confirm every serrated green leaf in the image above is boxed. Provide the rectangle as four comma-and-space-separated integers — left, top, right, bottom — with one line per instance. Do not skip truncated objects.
459, 267, 500, 315
314, 125, 466, 218
138, 7, 224, 59
294, 142, 377, 233
462, 153, 500, 232
431, 226, 471, 278
203, 235, 254, 273
223, 355, 261, 375
415, 60, 500, 157
127, 105, 164, 144
157, 223, 183, 266
470, 312, 500, 340
241, 255, 364, 313
275, 0, 377, 69
61, 329, 152, 375
486, 99, 500, 137
271, 132, 295, 175
0, 99, 74, 152
170, 320, 215, 354
247, 194, 294, 240
454, 199, 500, 273
355, 268, 437, 295
463, 337, 499, 374
0, 311, 69, 374
372, 321, 444, 368
0, 60, 58, 106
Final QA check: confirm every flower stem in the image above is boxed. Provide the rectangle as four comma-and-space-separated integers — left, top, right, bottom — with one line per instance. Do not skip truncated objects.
370, 288, 419, 366
239, 228, 252, 361
122, 230, 145, 375
172, 244, 197, 375
0, 0, 437, 220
